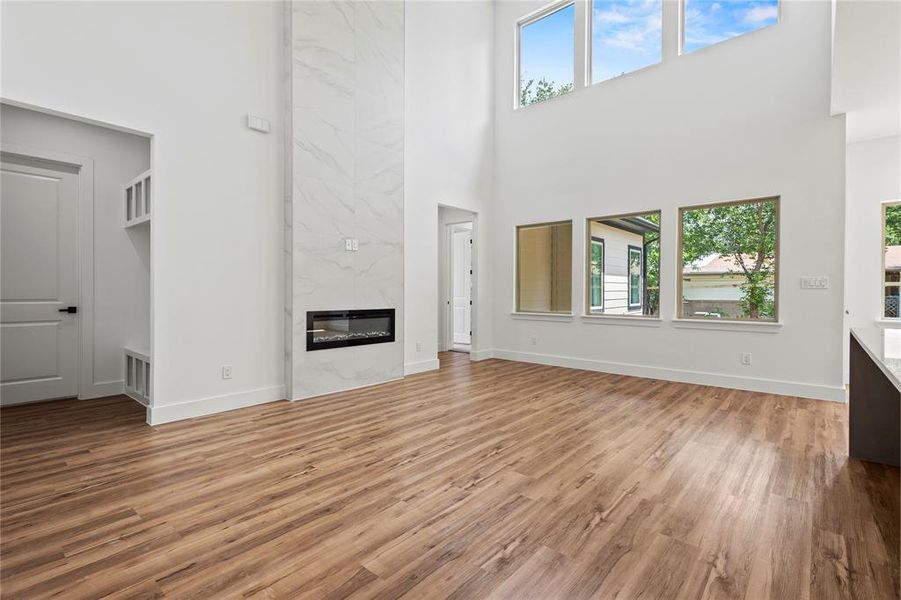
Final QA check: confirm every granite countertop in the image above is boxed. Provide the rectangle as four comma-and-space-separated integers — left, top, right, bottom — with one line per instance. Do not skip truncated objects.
851, 327, 901, 393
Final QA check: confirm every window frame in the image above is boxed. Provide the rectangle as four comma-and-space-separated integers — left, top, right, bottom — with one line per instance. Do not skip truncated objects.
588, 0, 664, 86
677, 196, 781, 323
882, 201, 901, 320
589, 236, 605, 311
515, 219, 574, 314
628, 244, 643, 309
515, 0, 578, 110
584, 211, 660, 318
679, 0, 782, 56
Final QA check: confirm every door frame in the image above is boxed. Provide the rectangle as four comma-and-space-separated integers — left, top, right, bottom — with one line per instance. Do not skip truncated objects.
1, 142, 101, 400
439, 209, 479, 357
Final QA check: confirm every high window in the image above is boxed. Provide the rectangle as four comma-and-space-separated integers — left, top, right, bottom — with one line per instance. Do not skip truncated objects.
586, 212, 660, 317
884, 203, 901, 319
591, 0, 662, 83
679, 197, 779, 321
518, 2, 576, 107
682, 0, 779, 54
517, 221, 573, 313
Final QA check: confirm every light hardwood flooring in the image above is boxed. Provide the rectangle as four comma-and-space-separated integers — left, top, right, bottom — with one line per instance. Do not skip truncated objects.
1, 352, 898, 599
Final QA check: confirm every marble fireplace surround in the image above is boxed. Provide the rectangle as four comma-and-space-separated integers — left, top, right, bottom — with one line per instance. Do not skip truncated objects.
286, 0, 405, 400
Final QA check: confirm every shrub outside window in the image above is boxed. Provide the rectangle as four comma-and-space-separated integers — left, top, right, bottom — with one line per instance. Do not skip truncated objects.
679, 197, 779, 322
516, 221, 573, 313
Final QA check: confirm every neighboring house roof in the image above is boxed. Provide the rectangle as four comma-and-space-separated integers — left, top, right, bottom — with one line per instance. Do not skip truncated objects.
683, 253, 770, 275
886, 246, 901, 271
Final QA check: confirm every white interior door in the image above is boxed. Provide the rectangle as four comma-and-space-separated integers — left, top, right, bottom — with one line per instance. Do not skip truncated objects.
452, 227, 472, 346
1, 156, 79, 405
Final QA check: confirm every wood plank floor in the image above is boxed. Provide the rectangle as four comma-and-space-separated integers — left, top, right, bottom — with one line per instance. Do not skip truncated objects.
1, 352, 898, 599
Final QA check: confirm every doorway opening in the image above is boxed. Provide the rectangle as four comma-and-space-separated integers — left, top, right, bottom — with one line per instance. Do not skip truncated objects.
0, 102, 153, 410
438, 205, 477, 358
450, 222, 472, 352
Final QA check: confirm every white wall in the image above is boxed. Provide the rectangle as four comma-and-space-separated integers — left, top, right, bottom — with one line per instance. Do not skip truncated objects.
1, 1, 285, 423
491, 0, 847, 400
404, 0, 495, 371
844, 135, 901, 380
1, 104, 151, 397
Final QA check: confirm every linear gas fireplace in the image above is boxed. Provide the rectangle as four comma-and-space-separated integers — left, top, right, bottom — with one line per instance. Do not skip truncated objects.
306, 309, 395, 351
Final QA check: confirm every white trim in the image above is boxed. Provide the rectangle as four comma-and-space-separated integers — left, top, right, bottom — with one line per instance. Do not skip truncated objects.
876, 318, 901, 329
490, 348, 846, 403
581, 315, 662, 327
510, 311, 574, 321
405, 359, 440, 375
1, 97, 152, 138
470, 348, 495, 361
672, 318, 783, 333
147, 385, 285, 425
1, 142, 97, 402
80, 380, 124, 400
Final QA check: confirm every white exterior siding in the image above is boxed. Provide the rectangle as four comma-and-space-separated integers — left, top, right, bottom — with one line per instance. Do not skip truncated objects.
589, 222, 643, 315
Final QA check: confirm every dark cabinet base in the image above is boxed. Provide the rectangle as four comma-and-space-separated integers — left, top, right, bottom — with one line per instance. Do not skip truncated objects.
849, 335, 901, 466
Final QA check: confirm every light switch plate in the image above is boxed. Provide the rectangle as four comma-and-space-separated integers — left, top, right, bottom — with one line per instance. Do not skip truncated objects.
800, 276, 829, 289
246, 114, 271, 133
352, 239, 359, 251
345, 238, 353, 251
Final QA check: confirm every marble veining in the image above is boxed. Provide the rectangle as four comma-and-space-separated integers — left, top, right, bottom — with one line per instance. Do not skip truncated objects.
289, 0, 404, 399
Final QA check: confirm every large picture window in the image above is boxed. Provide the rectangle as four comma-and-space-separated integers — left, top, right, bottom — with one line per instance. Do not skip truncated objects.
679, 197, 779, 321
682, 0, 779, 54
591, 0, 662, 83
585, 212, 660, 316
517, 221, 573, 313
518, 2, 575, 107
884, 202, 901, 319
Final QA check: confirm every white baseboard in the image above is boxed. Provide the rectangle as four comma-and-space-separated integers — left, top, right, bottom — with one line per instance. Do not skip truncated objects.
491, 349, 847, 403
470, 348, 495, 361
147, 385, 285, 425
405, 358, 439, 375
80, 380, 124, 400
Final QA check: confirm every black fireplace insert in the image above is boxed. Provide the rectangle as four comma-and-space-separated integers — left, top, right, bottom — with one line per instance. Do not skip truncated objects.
306, 309, 395, 351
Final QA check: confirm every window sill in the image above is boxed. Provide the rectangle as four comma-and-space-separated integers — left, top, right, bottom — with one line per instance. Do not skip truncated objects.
581, 314, 662, 327
510, 312, 574, 322
672, 318, 783, 333
876, 319, 901, 329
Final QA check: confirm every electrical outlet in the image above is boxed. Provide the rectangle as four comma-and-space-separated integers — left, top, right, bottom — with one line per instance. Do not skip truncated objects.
221, 365, 233, 379
530, 336, 537, 346
416, 341, 422, 352
740, 353, 752, 366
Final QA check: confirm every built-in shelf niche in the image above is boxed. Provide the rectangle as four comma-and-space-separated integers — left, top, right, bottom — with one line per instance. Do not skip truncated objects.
124, 169, 151, 227
124, 346, 151, 406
